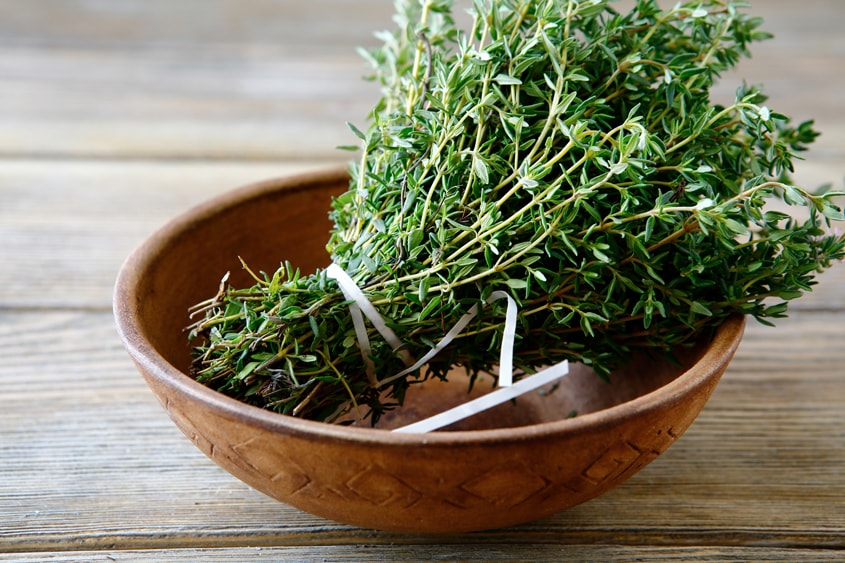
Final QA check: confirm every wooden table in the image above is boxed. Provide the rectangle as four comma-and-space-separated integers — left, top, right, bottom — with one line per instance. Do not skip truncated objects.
2, 1, 843, 560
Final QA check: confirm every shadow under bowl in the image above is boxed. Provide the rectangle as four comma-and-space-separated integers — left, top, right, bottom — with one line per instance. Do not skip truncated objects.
114, 168, 745, 533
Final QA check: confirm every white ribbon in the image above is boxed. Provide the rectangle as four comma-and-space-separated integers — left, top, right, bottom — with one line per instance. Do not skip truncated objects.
378, 290, 517, 388
392, 361, 569, 433
326, 263, 570, 432
326, 264, 413, 386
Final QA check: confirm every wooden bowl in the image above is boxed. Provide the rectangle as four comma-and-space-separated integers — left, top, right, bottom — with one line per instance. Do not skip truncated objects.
114, 168, 745, 533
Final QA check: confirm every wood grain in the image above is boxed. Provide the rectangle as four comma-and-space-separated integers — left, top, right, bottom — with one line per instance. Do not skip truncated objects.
0, 160, 332, 309
2, 546, 845, 563
0, 0, 392, 161
0, 0, 842, 162
1, 311, 842, 552
1, 0, 844, 559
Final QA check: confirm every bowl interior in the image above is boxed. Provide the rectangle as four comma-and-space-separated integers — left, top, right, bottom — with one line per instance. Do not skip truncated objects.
117, 169, 732, 432
353, 346, 707, 430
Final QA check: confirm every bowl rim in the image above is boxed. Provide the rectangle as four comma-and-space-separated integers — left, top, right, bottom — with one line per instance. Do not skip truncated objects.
114, 168, 745, 448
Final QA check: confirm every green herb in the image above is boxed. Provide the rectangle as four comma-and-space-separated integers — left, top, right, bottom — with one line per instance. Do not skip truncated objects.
188, 0, 845, 424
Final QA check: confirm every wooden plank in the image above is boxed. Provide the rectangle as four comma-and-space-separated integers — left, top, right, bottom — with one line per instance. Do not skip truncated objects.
1, 546, 844, 563
1, 310, 842, 552
0, 47, 381, 160
1, 0, 836, 52
0, 1, 395, 50
0, 0, 392, 160
0, 1, 843, 161
0, 160, 337, 309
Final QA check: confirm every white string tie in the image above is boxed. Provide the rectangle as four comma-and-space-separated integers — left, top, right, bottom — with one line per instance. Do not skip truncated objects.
392, 361, 569, 433
326, 264, 414, 386
326, 263, 570, 432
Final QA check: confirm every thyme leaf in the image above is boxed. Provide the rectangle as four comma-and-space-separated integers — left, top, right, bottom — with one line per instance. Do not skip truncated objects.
189, 0, 845, 424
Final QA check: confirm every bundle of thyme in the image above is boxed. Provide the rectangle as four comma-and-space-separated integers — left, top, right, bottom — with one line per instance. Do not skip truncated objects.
189, 0, 845, 424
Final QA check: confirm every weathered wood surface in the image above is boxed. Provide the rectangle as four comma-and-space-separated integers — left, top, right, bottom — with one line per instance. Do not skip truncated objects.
1, 1, 843, 560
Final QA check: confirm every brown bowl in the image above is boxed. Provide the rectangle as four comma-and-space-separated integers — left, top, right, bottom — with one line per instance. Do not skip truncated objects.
114, 168, 745, 533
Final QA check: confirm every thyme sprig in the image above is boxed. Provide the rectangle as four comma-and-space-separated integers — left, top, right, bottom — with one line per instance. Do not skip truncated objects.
189, 0, 845, 424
